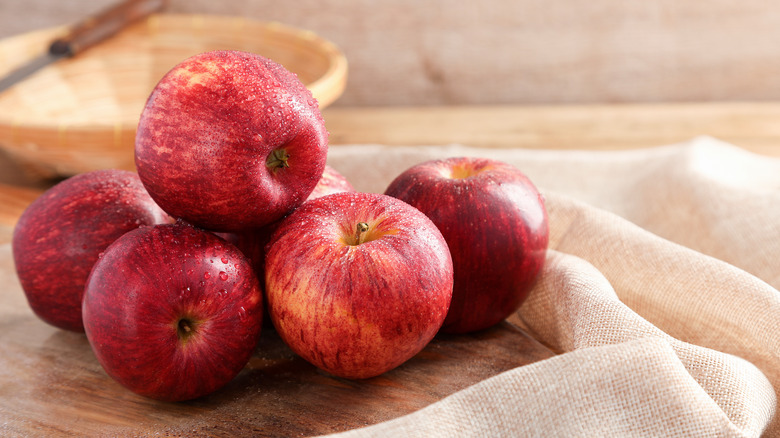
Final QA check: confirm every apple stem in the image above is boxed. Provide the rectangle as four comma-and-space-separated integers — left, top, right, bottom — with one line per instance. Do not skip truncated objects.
266, 149, 290, 170
355, 222, 370, 245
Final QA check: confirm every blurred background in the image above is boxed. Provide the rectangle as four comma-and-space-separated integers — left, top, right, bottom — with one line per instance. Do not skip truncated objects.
1, 0, 780, 236
3, 0, 780, 107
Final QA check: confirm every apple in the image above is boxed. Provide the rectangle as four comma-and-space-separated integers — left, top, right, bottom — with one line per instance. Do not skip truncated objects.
12, 169, 170, 332
220, 164, 356, 276
219, 164, 355, 274
134, 50, 329, 232
384, 157, 548, 334
218, 225, 276, 330
306, 164, 355, 201
219, 164, 355, 327
217, 164, 354, 331
264, 192, 453, 379
82, 222, 263, 402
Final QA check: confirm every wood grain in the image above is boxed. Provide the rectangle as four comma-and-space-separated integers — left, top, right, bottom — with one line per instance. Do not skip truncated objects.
322, 103, 780, 156
166, 1, 780, 106
6, 1, 780, 107
0, 183, 38, 225
0, 307, 554, 437
0, 183, 41, 244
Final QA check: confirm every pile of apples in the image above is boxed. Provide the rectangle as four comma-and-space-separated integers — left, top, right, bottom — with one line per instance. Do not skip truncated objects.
12, 50, 548, 402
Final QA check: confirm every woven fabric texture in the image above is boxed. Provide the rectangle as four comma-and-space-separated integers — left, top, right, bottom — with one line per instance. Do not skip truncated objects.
321, 137, 780, 437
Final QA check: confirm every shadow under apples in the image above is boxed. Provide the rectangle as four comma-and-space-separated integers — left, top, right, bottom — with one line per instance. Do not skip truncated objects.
13, 318, 552, 437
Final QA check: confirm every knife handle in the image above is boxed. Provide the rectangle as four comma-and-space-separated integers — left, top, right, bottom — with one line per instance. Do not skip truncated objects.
49, 0, 166, 56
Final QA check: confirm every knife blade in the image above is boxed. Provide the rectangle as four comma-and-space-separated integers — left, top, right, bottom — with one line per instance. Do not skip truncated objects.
0, 0, 166, 94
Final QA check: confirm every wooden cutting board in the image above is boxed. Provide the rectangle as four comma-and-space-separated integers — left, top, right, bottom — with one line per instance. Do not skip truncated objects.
0, 296, 553, 437
0, 181, 554, 437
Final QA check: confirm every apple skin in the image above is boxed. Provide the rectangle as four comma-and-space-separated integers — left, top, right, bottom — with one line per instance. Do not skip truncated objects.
219, 165, 355, 328
384, 157, 548, 334
135, 50, 329, 232
306, 164, 355, 201
82, 222, 263, 402
220, 164, 356, 278
12, 169, 170, 332
264, 192, 453, 379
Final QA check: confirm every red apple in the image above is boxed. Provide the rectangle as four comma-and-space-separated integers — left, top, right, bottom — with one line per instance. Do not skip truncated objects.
264, 192, 453, 379
12, 169, 170, 332
218, 225, 276, 330
220, 164, 355, 327
384, 157, 548, 334
82, 222, 263, 401
306, 165, 355, 201
134, 50, 329, 232
220, 164, 355, 280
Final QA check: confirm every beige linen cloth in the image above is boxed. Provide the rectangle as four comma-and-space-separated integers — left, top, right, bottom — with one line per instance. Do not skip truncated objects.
320, 137, 780, 437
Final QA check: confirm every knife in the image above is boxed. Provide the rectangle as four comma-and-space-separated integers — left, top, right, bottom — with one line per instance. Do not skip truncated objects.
0, 0, 166, 93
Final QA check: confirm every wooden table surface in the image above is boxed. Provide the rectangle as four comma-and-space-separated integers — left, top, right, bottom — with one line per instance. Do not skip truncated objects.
4, 102, 780, 242
323, 102, 780, 154
1, 102, 780, 436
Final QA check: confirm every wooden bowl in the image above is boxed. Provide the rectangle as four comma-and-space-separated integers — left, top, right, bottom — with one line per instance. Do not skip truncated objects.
0, 14, 348, 178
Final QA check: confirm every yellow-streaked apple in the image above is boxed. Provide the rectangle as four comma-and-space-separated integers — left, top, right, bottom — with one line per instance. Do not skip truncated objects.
264, 192, 453, 379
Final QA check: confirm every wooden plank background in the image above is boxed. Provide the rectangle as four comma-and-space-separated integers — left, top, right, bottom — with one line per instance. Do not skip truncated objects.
2, 0, 780, 107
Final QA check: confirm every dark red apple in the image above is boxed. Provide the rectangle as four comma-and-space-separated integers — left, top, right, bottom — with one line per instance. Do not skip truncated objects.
82, 222, 263, 402
384, 157, 548, 334
134, 50, 329, 232
218, 225, 276, 330
12, 169, 169, 332
265, 192, 453, 379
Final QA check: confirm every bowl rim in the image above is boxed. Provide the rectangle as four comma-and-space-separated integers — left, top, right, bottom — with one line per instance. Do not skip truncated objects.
0, 13, 348, 131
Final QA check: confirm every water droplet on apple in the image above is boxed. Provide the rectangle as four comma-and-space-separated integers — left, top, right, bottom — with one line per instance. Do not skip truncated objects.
219, 271, 228, 281
204, 272, 211, 280
221, 257, 229, 264
238, 306, 247, 320
187, 268, 194, 275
